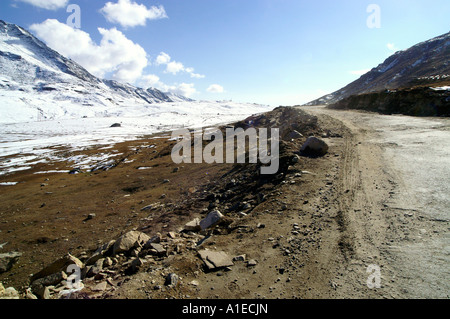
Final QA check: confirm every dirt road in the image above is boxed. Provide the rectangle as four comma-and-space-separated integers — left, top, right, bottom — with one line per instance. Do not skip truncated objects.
299, 105, 450, 299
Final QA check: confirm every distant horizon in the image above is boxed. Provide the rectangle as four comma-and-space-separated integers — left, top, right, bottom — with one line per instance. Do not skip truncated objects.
1, 0, 449, 106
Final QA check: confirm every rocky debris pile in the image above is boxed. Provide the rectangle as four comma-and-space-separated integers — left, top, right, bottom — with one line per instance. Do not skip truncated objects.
23, 221, 240, 299
22, 199, 271, 299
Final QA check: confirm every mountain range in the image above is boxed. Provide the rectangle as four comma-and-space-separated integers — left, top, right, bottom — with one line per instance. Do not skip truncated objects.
0, 20, 194, 123
305, 31, 450, 106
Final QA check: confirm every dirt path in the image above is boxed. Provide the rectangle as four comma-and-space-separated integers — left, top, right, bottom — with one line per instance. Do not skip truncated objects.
298, 106, 450, 299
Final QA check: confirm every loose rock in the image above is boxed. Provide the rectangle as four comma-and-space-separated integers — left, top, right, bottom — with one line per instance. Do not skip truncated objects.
0, 252, 22, 273
112, 231, 150, 255
300, 136, 329, 156
198, 250, 234, 271
165, 273, 179, 287
200, 210, 224, 230
31, 253, 83, 282
184, 218, 201, 232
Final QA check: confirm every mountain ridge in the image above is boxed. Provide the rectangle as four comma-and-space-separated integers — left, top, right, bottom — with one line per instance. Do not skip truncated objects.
0, 19, 194, 123
305, 31, 450, 106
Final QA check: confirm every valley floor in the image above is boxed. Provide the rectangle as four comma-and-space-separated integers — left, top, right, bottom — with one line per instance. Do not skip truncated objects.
0, 106, 448, 299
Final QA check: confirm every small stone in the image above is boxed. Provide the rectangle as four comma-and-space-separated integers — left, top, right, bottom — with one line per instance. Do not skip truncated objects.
167, 232, 177, 239
247, 259, 257, 267
92, 281, 108, 292
131, 258, 144, 271
87, 258, 104, 277
104, 257, 113, 268
149, 243, 166, 256
184, 218, 201, 232
165, 273, 179, 287
130, 248, 141, 258
233, 254, 246, 262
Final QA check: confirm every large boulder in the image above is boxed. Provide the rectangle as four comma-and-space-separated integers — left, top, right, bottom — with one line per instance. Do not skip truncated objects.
0, 252, 22, 273
31, 253, 83, 282
300, 136, 329, 156
112, 231, 150, 255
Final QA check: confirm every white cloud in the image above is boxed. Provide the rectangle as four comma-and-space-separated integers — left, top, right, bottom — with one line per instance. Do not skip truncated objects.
387, 43, 398, 52
170, 83, 197, 97
190, 73, 206, 79
156, 52, 171, 65
207, 84, 224, 93
155, 52, 205, 78
349, 69, 371, 76
29, 19, 148, 83
100, 0, 167, 28
139, 74, 160, 87
166, 61, 185, 75
14, 0, 68, 10
139, 74, 197, 98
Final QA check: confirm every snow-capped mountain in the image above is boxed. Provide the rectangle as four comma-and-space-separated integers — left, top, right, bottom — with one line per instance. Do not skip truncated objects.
0, 20, 273, 176
305, 31, 450, 105
0, 20, 194, 123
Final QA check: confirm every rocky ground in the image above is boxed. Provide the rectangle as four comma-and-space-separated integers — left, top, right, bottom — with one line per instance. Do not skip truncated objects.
1, 106, 448, 299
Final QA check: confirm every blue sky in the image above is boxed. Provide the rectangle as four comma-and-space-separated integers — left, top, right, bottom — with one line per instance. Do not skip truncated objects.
1, 0, 449, 106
